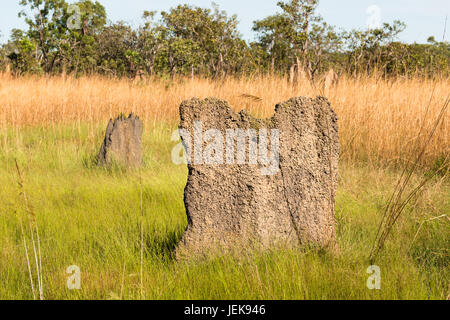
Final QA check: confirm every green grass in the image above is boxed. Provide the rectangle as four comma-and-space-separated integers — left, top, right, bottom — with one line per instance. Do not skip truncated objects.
0, 122, 448, 300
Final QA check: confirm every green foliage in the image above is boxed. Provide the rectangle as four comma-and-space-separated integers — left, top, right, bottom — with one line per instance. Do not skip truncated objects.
253, 0, 342, 79
96, 22, 140, 77
6, 29, 43, 74
158, 3, 247, 77
1, 0, 448, 78
11, 0, 107, 74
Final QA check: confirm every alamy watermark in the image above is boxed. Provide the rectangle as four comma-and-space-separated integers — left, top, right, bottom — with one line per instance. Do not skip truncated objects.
366, 265, 381, 290
67, 4, 82, 30
171, 121, 280, 176
66, 4, 94, 31
366, 5, 382, 30
67, 265, 81, 290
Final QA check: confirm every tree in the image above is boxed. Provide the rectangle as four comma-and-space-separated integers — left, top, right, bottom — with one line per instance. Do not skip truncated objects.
138, 11, 163, 76
63, 0, 106, 74
253, 13, 293, 74
159, 3, 246, 77
18, 0, 67, 73
1, 0, 447, 78
96, 22, 141, 77
254, 0, 340, 82
342, 20, 406, 76
5, 29, 43, 74
17, 0, 106, 74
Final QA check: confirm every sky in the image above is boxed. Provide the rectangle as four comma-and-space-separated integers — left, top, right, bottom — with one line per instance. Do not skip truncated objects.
0, 0, 449, 44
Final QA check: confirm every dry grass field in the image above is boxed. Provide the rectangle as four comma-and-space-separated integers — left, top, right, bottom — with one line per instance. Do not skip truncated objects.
0, 73, 448, 300
1, 73, 448, 166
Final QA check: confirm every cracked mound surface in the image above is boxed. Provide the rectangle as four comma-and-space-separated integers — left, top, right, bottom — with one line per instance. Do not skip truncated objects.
98, 113, 143, 168
176, 97, 339, 258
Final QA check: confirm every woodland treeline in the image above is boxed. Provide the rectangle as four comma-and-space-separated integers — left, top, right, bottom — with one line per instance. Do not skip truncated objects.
1, 0, 449, 80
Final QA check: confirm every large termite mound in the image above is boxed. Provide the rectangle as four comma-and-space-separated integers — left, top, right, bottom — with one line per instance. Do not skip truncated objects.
175, 97, 339, 258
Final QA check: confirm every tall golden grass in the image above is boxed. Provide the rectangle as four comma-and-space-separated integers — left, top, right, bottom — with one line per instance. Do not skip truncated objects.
0, 72, 448, 166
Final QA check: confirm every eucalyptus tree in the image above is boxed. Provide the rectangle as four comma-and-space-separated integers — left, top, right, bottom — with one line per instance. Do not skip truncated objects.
159, 3, 246, 77
64, 0, 106, 74
342, 20, 406, 75
254, 0, 341, 82
18, 0, 67, 73
95, 22, 140, 77
17, 0, 106, 74
252, 13, 292, 74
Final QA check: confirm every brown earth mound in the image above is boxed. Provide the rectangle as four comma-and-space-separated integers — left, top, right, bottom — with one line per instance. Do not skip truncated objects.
98, 113, 143, 168
175, 97, 339, 258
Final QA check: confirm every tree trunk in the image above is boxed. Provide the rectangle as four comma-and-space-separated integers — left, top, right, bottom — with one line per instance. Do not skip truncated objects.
289, 63, 295, 85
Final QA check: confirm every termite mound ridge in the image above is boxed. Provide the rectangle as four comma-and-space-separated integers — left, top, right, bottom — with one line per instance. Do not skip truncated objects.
175, 96, 339, 258
98, 113, 143, 168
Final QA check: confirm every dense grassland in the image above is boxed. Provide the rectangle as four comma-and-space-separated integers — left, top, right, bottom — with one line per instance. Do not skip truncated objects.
0, 73, 448, 299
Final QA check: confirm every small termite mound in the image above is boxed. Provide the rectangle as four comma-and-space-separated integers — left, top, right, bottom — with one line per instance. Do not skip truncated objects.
98, 113, 143, 168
